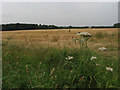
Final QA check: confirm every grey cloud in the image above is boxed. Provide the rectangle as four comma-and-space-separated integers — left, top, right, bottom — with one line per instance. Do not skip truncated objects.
2, 2, 118, 26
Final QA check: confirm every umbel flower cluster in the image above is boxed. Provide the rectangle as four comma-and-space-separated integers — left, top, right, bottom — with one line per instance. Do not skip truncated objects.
90, 56, 97, 60
65, 56, 73, 60
77, 32, 91, 37
106, 67, 113, 72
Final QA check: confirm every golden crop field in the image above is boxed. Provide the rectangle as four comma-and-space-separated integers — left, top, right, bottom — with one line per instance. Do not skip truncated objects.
2, 28, 118, 52
2, 28, 118, 44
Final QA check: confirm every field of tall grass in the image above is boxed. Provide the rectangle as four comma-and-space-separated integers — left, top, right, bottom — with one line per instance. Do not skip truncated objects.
2, 28, 118, 88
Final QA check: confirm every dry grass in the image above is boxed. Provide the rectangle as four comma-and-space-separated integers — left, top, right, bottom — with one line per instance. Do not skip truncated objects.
2, 28, 118, 57
2, 28, 118, 58
2, 28, 118, 48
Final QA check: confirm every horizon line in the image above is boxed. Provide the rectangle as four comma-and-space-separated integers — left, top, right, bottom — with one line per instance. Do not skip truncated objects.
1, 22, 117, 27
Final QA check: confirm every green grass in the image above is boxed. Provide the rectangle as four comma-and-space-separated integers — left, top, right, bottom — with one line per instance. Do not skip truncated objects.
2, 42, 118, 88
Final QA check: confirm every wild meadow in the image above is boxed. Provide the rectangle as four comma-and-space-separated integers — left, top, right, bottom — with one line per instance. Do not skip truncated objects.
2, 28, 118, 88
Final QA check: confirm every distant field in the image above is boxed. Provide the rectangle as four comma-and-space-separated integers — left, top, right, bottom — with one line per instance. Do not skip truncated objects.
2, 28, 119, 88
2, 28, 118, 55
2, 28, 118, 44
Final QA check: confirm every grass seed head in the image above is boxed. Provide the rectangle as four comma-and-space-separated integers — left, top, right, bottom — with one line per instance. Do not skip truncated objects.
50, 67, 55, 75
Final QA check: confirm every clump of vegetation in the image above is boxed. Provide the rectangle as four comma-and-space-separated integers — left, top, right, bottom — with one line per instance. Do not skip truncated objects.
94, 32, 104, 39
2, 42, 118, 88
94, 32, 109, 39
51, 36, 59, 42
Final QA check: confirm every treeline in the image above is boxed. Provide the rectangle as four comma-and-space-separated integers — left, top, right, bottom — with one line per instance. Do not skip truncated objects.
1, 23, 89, 31
0, 23, 120, 31
1, 23, 58, 31
91, 23, 120, 28
91, 26, 116, 28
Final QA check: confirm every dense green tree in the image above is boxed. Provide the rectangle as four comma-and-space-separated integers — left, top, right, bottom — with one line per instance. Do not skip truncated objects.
114, 23, 120, 28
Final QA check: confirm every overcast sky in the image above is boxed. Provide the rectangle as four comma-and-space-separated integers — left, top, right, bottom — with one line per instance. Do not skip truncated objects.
2, 2, 118, 26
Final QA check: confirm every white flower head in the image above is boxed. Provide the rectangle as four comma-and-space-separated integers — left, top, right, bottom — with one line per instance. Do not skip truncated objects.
98, 47, 107, 51
65, 56, 73, 60
96, 63, 100, 66
65, 58, 68, 60
106, 67, 113, 72
90, 56, 97, 60
77, 32, 91, 37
